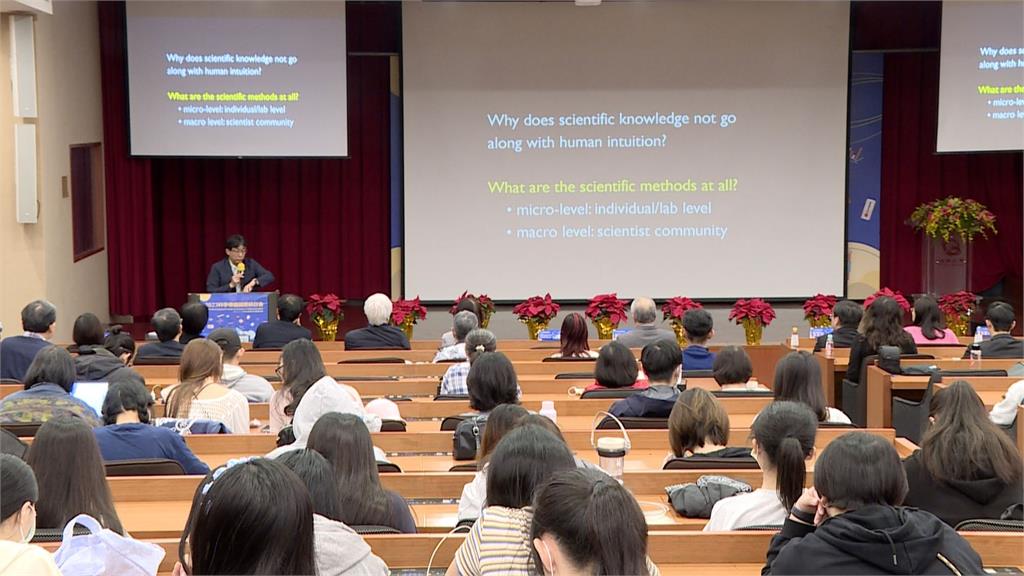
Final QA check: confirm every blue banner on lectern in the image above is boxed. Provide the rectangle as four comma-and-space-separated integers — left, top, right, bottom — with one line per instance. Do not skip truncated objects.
194, 293, 274, 342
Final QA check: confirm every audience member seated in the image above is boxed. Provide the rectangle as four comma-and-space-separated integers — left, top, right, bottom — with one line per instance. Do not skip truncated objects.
26, 416, 124, 534
467, 352, 522, 416
440, 297, 482, 350
705, 401, 817, 531
276, 450, 390, 576
0, 455, 60, 575
253, 293, 313, 349
584, 340, 648, 393
667, 388, 752, 462
902, 381, 1022, 527
440, 329, 497, 396
0, 347, 101, 426
531, 468, 660, 576
905, 295, 960, 345
615, 297, 676, 349
434, 310, 479, 362
549, 313, 598, 359
448, 426, 577, 576
307, 413, 414, 533
812, 299, 863, 352
962, 302, 1022, 359
713, 346, 767, 391
763, 433, 984, 575
164, 340, 250, 434
94, 372, 209, 475
71, 313, 132, 382
681, 308, 715, 370
989, 377, 1024, 426
609, 339, 681, 418
103, 325, 136, 367
0, 300, 56, 381
846, 297, 918, 383
343, 293, 411, 350
135, 307, 186, 359
208, 328, 274, 402
773, 351, 851, 424
175, 458, 315, 576
179, 301, 209, 346
458, 404, 530, 522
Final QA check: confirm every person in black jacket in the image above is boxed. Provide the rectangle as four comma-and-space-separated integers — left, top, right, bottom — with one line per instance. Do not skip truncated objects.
902, 381, 1022, 527
179, 302, 209, 345
343, 294, 410, 351
609, 339, 681, 418
961, 302, 1023, 359
812, 300, 863, 352
205, 234, 275, 293
845, 297, 918, 384
253, 294, 312, 349
71, 313, 133, 382
135, 308, 186, 359
763, 432, 984, 575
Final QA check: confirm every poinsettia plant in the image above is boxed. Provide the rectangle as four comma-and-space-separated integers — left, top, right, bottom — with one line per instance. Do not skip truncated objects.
585, 293, 630, 325
391, 297, 428, 325
512, 294, 560, 323
938, 291, 976, 316
449, 291, 495, 317
661, 297, 703, 322
306, 293, 345, 324
909, 197, 997, 242
803, 294, 837, 327
864, 287, 911, 313
729, 298, 776, 326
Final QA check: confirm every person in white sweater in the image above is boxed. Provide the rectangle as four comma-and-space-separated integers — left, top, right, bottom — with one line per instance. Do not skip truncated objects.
989, 378, 1024, 426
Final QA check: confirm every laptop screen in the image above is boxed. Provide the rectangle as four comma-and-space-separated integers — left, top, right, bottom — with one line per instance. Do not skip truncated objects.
71, 381, 109, 418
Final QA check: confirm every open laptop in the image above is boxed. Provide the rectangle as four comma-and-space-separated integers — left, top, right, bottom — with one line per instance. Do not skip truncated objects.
71, 381, 109, 418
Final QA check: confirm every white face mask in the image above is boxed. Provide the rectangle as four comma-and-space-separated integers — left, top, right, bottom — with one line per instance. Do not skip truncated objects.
18, 506, 36, 544
539, 538, 556, 575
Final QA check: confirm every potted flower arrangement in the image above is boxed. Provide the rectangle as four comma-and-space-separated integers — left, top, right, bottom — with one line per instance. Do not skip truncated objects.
306, 293, 345, 342
450, 291, 496, 328
661, 297, 703, 346
938, 291, 976, 337
512, 294, 560, 340
909, 197, 997, 242
585, 293, 629, 340
729, 298, 776, 346
864, 287, 911, 313
803, 294, 837, 329
391, 297, 428, 340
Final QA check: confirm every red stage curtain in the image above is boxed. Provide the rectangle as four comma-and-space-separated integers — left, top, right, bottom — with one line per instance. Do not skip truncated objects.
879, 52, 1023, 295
98, 2, 397, 317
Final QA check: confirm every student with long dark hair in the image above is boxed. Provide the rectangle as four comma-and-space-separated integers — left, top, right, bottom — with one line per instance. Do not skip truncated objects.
705, 402, 817, 531
467, 352, 520, 413
307, 412, 415, 533
103, 325, 137, 367
447, 426, 577, 576
846, 297, 917, 383
551, 313, 598, 359
531, 469, 659, 576
176, 458, 316, 575
773, 351, 850, 424
269, 338, 327, 432
902, 381, 1023, 526
905, 295, 959, 344
585, 340, 647, 392
763, 432, 984, 575
667, 388, 752, 461
165, 339, 249, 434
0, 455, 60, 574
26, 416, 124, 534
0, 346, 100, 426
276, 450, 389, 576
95, 372, 209, 475
458, 404, 530, 522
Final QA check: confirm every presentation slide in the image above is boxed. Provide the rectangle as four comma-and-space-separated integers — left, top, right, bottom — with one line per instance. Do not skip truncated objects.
125, 1, 347, 157
403, 2, 849, 301
938, 0, 1024, 152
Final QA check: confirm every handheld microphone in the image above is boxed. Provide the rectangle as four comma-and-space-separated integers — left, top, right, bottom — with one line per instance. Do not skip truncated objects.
237, 262, 246, 274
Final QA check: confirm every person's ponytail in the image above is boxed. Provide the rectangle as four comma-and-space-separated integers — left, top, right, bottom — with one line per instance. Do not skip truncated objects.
774, 436, 806, 512
751, 401, 818, 512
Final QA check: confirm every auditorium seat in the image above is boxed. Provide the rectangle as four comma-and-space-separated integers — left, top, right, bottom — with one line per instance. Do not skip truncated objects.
554, 371, 593, 379
580, 388, 640, 399
105, 458, 185, 477
0, 422, 41, 438
954, 518, 1024, 532
662, 456, 758, 470
597, 416, 668, 430
892, 370, 1009, 444
379, 419, 407, 432
376, 461, 402, 474
351, 525, 402, 535
338, 357, 406, 364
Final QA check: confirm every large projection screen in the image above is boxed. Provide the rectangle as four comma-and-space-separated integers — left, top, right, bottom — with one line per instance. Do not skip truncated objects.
125, 1, 348, 157
937, 0, 1024, 153
403, 1, 850, 301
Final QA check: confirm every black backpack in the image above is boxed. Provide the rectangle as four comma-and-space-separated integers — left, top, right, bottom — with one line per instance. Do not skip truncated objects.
453, 414, 488, 461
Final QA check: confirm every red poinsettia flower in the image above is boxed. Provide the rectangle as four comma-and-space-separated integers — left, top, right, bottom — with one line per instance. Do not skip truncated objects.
938, 291, 976, 316
392, 297, 428, 325
449, 291, 496, 316
864, 288, 911, 312
661, 297, 703, 321
585, 293, 629, 325
729, 298, 776, 326
802, 294, 837, 321
306, 293, 346, 323
512, 294, 560, 322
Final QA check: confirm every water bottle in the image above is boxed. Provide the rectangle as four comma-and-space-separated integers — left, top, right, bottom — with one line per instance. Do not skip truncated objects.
970, 331, 983, 364
790, 327, 800, 348
824, 333, 834, 359
539, 400, 558, 424
596, 436, 626, 482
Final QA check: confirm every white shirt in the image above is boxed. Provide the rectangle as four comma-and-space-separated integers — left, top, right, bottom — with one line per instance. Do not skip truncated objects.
458, 467, 488, 521
704, 488, 787, 531
990, 379, 1024, 426
186, 390, 251, 435
825, 407, 853, 425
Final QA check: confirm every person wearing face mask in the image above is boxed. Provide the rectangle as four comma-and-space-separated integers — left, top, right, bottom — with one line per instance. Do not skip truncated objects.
0, 454, 60, 574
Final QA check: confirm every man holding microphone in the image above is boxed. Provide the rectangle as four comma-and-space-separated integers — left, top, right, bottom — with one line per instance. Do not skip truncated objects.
205, 234, 275, 293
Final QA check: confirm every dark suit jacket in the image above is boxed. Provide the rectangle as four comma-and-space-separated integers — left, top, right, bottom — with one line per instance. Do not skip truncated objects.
813, 326, 860, 352
343, 325, 411, 350
961, 333, 1024, 359
0, 336, 52, 381
135, 340, 187, 359
205, 258, 275, 293
253, 320, 312, 349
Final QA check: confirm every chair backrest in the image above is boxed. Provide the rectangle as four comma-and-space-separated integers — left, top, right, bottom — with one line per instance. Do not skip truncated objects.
0, 422, 41, 438
0, 378, 23, 385
338, 357, 406, 364
133, 356, 180, 366
0, 428, 28, 459
554, 372, 594, 380
542, 356, 595, 363
737, 524, 783, 531
891, 373, 940, 444
104, 458, 186, 477
680, 370, 714, 379
440, 415, 466, 431
662, 456, 758, 470
31, 525, 89, 543
597, 416, 668, 430
379, 419, 407, 432
711, 390, 773, 398
351, 525, 401, 535
818, 421, 856, 429
580, 387, 640, 399
433, 394, 470, 402
840, 354, 877, 427
448, 463, 477, 472
953, 519, 1024, 532
376, 461, 402, 474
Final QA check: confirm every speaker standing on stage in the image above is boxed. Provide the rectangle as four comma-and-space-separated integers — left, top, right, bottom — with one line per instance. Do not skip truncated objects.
206, 234, 275, 293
